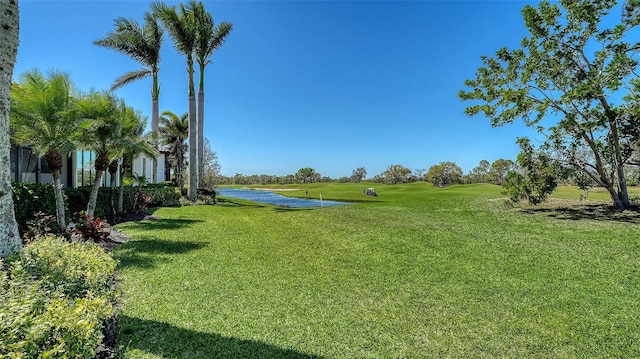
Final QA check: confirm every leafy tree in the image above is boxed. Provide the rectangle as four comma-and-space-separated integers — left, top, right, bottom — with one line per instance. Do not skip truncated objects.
153, 1, 198, 201
426, 161, 463, 187
159, 110, 189, 186
201, 138, 221, 188
467, 160, 490, 183
192, 1, 232, 188
383, 164, 412, 184
460, 0, 640, 210
351, 167, 367, 183
488, 158, 514, 185
504, 138, 566, 205
94, 11, 163, 183
295, 167, 319, 184
0, 0, 21, 257
10, 69, 77, 230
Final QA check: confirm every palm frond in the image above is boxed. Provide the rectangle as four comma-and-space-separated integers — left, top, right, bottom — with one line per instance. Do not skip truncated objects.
111, 69, 153, 91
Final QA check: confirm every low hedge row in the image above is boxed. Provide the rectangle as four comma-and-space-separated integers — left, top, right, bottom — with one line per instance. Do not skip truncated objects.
12, 182, 181, 235
0, 237, 118, 358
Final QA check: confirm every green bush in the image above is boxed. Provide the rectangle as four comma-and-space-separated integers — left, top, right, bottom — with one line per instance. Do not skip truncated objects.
12, 183, 182, 237
14, 236, 117, 299
0, 237, 117, 358
11, 182, 60, 235
65, 186, 113, 218
145, 186, 181, 207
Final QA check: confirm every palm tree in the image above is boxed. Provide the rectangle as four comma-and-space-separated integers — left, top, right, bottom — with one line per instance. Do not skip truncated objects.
159, 110, 189, 186
152, 1, 198, 201
10, 69, 77, 230
94, 11, 163, 183
74, 91, 133, 217
117, 109, 155, 213
0, 0, 21, 257
193, 1, 232, 188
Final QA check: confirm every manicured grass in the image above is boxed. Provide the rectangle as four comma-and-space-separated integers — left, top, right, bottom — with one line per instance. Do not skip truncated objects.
112, 183, 640, 358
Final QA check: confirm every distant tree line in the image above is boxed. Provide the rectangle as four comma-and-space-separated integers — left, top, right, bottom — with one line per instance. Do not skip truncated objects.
210, 160, 523, 186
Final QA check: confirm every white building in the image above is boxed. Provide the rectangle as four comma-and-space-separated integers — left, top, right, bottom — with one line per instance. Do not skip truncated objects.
9, 144, 167, 188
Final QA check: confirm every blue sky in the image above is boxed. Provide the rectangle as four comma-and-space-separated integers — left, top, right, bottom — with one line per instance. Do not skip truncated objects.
16, 0, 540, 178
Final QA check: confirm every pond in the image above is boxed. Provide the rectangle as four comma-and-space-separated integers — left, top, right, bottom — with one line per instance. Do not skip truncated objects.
218, 188, 350, 208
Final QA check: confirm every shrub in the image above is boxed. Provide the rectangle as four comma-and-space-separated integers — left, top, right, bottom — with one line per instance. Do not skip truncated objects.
22, 211, 58, 243
70, 211, 111, 243
145, 186, 181, 207
14, 236, 117, 298
11, 182, 60, 235
0, 237, 117, 358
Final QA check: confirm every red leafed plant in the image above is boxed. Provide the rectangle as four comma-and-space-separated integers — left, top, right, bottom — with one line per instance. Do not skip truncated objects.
70, 211, 110, 243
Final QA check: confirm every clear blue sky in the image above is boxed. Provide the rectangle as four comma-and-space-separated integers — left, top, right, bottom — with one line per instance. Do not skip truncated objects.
16, 0, 540, 179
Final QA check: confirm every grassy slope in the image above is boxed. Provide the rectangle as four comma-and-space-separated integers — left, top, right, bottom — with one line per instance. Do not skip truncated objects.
113, 183, 640, 358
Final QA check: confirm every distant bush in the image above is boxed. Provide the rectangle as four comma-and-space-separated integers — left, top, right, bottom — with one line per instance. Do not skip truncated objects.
0, 237, 117, 358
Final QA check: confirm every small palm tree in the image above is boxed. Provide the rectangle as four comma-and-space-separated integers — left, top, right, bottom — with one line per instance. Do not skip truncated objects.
193, 1, 232, 188
74, 91, 135, 217
112, 107, 155, 214
94, 11, 163, 184
153, 1, 198, 201
159, 110, 189, 186
10, 69, 78, 230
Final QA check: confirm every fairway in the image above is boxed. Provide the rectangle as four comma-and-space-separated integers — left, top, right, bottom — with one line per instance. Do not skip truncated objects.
112, 183, 640, 358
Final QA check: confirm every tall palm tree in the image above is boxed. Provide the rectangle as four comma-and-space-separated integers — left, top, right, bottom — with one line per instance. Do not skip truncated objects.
159, 110, 189, 186
152, 1, 198, 201
10, 69, 77, 230
0, 0, 21, 257
74, 91, 132, 217
94, 11, 163, 183
193, 1, 232, 188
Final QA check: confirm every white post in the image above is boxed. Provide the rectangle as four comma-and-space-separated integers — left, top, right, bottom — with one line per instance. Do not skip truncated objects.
320, 193, 323, 207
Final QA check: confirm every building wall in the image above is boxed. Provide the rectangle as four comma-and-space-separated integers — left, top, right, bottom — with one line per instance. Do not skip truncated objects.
10, 144, 165, 188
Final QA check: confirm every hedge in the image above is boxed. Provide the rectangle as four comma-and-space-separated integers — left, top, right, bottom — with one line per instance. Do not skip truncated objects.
12, 182, 181, 236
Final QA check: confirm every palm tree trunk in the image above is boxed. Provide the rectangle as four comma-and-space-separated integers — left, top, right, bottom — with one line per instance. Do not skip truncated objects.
86, 170, 104, 218
110, 173, 117, 215
188, 94, 197, 201
118, 181, 125, 213
0, 0, 21, 257
197, 88, 204, 188
52, 169, 66, 229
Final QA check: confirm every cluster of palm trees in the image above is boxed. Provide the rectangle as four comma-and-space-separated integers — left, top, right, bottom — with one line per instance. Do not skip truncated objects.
10, 69, 155, 226
94, 0, 232, 201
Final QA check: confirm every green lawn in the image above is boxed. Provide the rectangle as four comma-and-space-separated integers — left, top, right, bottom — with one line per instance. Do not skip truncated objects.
112, 183, 640, 358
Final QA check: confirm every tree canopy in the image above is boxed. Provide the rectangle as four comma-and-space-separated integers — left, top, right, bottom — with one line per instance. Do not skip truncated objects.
460, 0, 640, 210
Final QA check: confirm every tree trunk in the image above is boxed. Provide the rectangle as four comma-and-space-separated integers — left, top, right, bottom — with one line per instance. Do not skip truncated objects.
0, 0, 21, 257
188, 94, 198, 201
52, 169, 66, 229
86, 170, 104, 218
197, 88, 204, 188
604, 183, 625, 211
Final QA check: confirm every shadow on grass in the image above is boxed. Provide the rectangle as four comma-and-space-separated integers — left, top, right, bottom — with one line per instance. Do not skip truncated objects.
521, 202, 640, 223
112, 238, 207, 270
272, 207, 315, 212
116, 218, 206, 231
216, 197, 266, 209
118, 315, 323, 359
